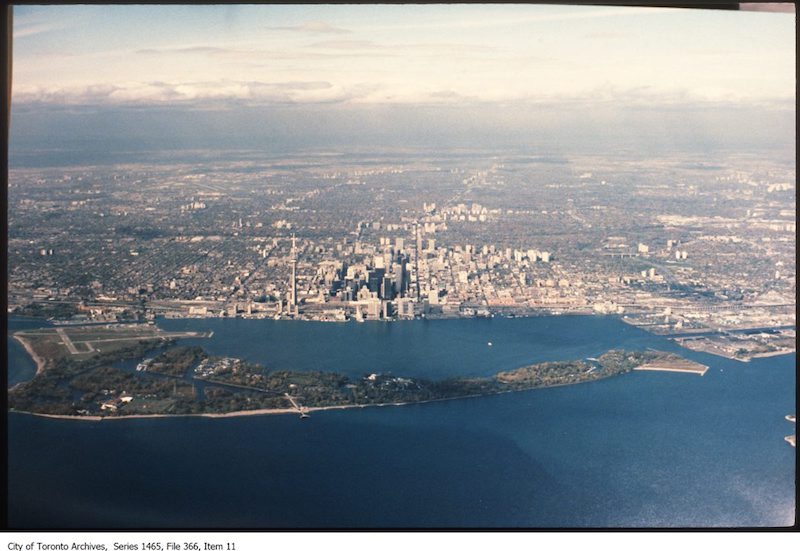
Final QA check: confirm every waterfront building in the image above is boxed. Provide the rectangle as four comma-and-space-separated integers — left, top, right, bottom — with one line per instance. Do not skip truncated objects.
397, 297, 415, 319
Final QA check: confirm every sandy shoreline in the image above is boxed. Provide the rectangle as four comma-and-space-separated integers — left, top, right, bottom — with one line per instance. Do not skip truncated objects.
9, 332, 713, 423
9, 333, 616, 422
633, 366, 708, 376
9, 358, 725, 422
9, 378, 605, 422
12, 334, 47, 375
9, 401, 441, 422
9, 407, 302, 422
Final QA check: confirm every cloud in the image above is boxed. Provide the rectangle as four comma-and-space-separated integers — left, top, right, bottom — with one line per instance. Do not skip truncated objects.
404, 43, 496, 55
266, 81, 333, 91
308, 40, 495, 56
137, 46, 232, 56
134, 39, 496, 64
373, 6, 669, 33
13, 23, 63, 39
584, 32, 628, 40
12, 83, 122, 104
12, 8, 81, 39
11, 66, 794, 111
514, 84, 795, 111
303, 39, 498, 63
129, 37, 499, 68
11, 79, 375, 107
307, 40, 383, 50
267, 21, 351, 34
423, 89, 483, 104
14, 76, 795, 111
135, 44, 388, 62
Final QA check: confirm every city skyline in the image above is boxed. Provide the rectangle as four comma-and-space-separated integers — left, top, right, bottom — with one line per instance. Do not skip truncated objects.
6, 3, 796, 532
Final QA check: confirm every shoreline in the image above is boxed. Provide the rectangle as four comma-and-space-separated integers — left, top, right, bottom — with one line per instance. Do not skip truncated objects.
633, 366, 707, 375
748, 349, 796, 359
8, 320, 717, 423
674, 347, 795, 363
12, 334, 47, 375
672, 339, 796, 362
8, 375, 620, 422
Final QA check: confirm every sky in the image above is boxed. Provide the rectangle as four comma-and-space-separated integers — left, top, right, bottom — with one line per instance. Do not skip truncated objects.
9, 4, 797, 159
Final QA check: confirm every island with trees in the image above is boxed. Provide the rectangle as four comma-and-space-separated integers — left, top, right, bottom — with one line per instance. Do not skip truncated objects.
9, 325, 709, 420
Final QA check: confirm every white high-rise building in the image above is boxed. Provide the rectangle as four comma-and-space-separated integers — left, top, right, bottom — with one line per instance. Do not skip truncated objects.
290, 234, 298, 313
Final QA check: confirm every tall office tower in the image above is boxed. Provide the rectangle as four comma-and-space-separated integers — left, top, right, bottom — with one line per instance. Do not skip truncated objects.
382, 273, 396, 300
368, 267, 385, 294
401, 262, 409, 296
414, 223, 421, 301
290, 234, 298, 313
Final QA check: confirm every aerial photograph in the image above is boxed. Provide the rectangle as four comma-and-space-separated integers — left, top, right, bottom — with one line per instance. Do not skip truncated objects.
5, 3, 796, 529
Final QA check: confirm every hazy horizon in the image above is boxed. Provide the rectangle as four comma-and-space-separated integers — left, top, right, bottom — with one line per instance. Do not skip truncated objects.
10, 4, 796, 164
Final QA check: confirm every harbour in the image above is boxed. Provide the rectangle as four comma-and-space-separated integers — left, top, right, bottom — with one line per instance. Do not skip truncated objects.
7, 315, 796, 528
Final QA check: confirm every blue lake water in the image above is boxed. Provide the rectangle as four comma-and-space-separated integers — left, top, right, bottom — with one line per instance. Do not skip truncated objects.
7, 315, 796, 528
7, 317, 52, 387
